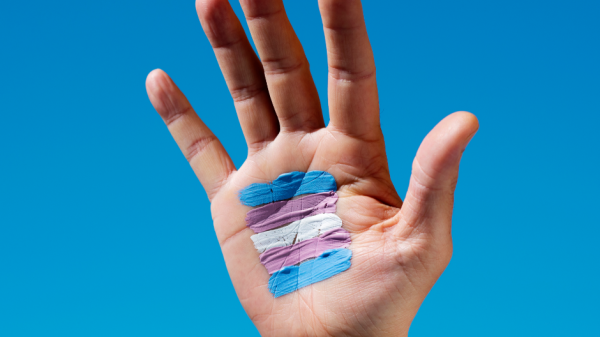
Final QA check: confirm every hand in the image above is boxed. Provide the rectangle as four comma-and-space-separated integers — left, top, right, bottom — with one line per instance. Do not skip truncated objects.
146, 0, 478, 335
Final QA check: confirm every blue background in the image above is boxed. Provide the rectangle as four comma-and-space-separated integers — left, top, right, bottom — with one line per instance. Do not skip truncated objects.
1, 0, 598, 335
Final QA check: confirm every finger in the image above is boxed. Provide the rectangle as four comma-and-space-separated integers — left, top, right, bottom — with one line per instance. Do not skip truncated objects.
196, 0, 279, 150
398, 112, 479, 239
146, 69, 235, 200
239, 0, 324, 131
319, 0, 379, 138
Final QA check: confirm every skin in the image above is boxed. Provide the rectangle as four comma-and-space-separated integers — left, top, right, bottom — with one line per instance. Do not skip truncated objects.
145, 0, 479, 336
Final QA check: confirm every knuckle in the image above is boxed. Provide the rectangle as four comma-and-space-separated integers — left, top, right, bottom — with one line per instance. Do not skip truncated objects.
241, 0, 283, 20
262, 57, 305, 75
185, 135, 218, 162
230, 82, 268, 103
328, 65, 375, 82
163, 105, 192, 127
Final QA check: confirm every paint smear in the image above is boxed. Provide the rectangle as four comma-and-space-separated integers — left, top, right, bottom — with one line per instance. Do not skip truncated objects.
251, 214, 343, 253
268, 248, 352, 298
260, 228, 351, 274
245, 192, 338, 233
239, 171, 337, 207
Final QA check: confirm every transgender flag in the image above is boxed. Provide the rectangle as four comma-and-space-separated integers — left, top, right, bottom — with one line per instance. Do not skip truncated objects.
239, 171, 353, 297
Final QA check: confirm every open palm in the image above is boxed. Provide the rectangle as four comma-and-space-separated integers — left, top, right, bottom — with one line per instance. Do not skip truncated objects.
146, 0, 478, 336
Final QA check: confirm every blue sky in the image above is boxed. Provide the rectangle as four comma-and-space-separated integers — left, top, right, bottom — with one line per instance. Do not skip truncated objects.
1, 0, 598, 336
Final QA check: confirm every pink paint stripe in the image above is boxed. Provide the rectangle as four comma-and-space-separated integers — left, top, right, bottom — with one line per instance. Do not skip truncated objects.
245, 192, 338, 233
260, 228, 351, 274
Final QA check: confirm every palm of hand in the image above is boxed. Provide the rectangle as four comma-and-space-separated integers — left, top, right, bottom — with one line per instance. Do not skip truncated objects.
146, 0, 478, 336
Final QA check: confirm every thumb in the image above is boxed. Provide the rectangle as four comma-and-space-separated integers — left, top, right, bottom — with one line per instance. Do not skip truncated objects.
399, 111, 479, 240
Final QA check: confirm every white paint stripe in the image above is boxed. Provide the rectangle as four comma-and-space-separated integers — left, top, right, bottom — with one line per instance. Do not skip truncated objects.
250, 214, 343, 253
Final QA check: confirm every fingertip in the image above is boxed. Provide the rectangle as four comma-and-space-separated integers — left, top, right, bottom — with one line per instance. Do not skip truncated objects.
452, 111, 480, 154
145, 69, 168, 95
195, 0, 204, 12
196, 0, 224, 22
145, 69, 190, 122
435, 111, 480, 151
195, 0, 221, 14
413, 111, 479, 184
451, 111, 479, 136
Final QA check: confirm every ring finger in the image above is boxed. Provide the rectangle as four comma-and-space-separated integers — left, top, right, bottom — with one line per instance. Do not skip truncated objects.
197, 0, 280, 151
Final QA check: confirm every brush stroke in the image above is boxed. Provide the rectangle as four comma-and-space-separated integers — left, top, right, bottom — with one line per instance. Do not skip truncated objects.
260, 228, 351, 274
268, 248, 352, 298
239, 171, 337, 207
246, 192, 338, 233
251, 214, 343, 253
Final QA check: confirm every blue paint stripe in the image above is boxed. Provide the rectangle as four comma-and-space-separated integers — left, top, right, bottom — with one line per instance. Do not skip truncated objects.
239, 171, 337, 207
268, 248, 352, 298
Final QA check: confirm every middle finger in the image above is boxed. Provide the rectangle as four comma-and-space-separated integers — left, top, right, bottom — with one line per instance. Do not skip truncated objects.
240, 0, 325, 132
